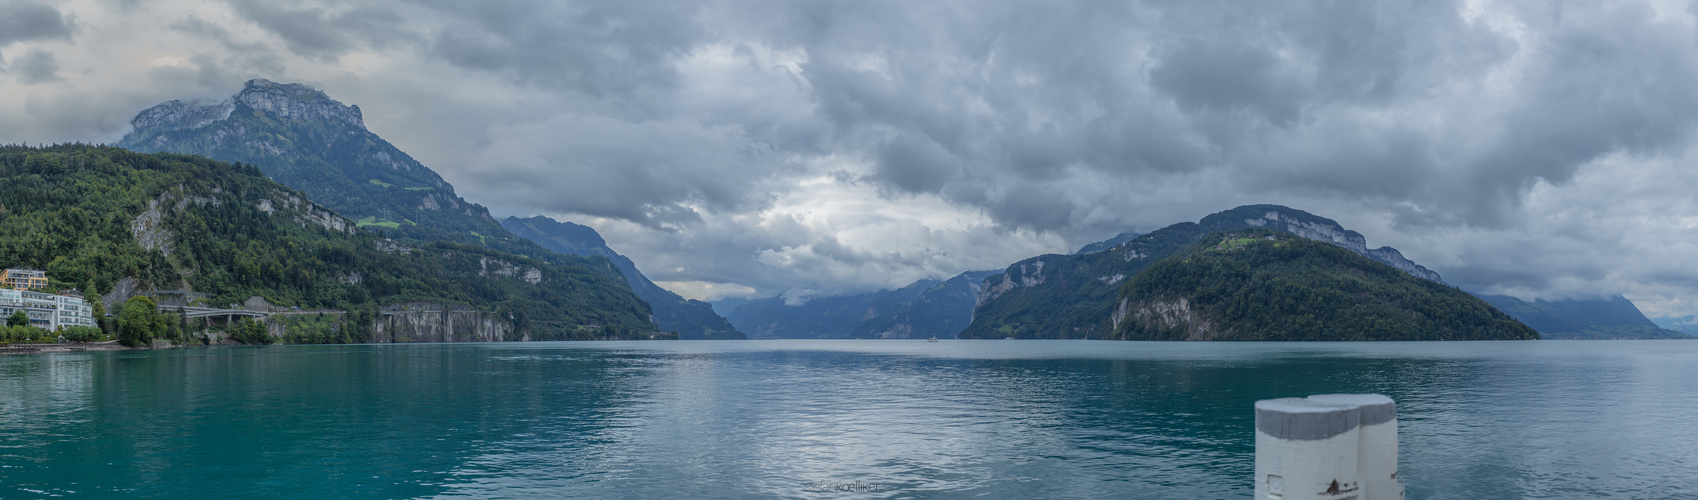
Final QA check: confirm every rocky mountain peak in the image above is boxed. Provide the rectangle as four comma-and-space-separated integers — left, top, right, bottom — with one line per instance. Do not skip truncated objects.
234, 79, 364, 129
127, 80, 364, 135
128, 98, 235, 133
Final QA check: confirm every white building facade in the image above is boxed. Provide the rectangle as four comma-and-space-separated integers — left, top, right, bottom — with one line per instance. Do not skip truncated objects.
0, 289, 96, 331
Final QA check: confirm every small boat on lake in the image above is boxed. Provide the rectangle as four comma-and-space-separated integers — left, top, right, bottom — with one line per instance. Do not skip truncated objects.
926, 336, 939, 342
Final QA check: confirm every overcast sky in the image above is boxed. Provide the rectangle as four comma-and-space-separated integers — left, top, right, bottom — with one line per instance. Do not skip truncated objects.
6, 0, 1698, 315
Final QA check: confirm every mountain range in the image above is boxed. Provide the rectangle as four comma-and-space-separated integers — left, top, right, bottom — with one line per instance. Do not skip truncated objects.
102, 79, 1690, 343
718, 269, 999, 339
116, 79, 742, 338
719, 205, 1470, 340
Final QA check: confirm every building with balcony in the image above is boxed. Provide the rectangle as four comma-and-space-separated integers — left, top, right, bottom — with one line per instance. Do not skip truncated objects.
0, 288, 95, 331
1, 268, 47, 291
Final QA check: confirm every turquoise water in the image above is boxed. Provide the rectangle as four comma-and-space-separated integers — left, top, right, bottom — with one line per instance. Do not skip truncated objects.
1, 340, 1695, 499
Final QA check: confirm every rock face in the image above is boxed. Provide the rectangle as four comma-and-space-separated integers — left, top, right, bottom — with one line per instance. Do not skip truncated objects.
373, 303, 514, 343
127, 80, 366, 148
129, 99, 237, 136
1238, 208, 1444, 283
1110, 296, 1226, 341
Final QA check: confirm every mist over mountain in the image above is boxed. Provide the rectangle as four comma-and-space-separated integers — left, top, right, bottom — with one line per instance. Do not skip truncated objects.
719, 269, 998, 339
1475, 294, 1691, 340
1649, 316, 1698, 336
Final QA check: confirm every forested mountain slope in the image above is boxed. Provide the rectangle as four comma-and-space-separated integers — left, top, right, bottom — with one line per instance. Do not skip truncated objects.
0, 145, 658, 340
961, 205, 1447, 339
1107, 230, 1537, 341
502, 215, 742, 339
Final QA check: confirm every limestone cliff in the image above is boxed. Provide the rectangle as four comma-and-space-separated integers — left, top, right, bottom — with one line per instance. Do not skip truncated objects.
373, 303, 514, 343
1235, 208, 1445, 283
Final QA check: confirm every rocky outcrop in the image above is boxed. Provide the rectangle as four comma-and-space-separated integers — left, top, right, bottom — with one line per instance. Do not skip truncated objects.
478, 257, 543, 284
255, 190, 356, 234
129, 98, 237, 134
373, 302, 513, 343
131, 198, 174, 256
234, 79, 364, 128
975, 260, 1046, 308
1111, 297, 1227, 341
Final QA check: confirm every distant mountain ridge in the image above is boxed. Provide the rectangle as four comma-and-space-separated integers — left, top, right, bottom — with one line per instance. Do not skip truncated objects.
1076, 232, 1140, 255
1476, 294, 1691, 339
720, 269, 999, 339
1650, 315, 1698, 336
501, 216, 742, 339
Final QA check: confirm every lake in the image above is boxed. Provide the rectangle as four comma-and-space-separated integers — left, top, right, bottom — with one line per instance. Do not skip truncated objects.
1, 340, 1694, 498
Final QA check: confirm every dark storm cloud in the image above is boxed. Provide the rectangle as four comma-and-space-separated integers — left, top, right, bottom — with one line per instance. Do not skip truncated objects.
379, 0, 1698, 298
469, 114, 782, 230
1460, 3, 1698, 212
227, 0, 411, 61
0, 1, 72, 46
875, 136, 960, 194
1149, 40, 1304, 125
773, 0, 1522, 225
416, 1, 704, 99
11, 49, 61, 84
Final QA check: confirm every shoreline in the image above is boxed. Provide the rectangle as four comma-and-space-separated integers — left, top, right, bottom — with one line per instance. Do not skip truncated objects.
0, 340, 133, 355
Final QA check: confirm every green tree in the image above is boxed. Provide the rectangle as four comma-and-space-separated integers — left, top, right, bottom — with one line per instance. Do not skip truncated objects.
6, 310, 28, 327
231, 318, 272, 345
90, 300, 109, 335
118, 296, 161, 347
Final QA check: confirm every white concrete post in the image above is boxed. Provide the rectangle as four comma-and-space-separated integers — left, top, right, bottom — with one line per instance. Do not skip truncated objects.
1254, 394, 1401, 500
1308, 394, 1401, 500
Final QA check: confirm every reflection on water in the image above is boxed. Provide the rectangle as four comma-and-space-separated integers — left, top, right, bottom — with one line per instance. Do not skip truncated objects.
0, 340, 1695, 498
